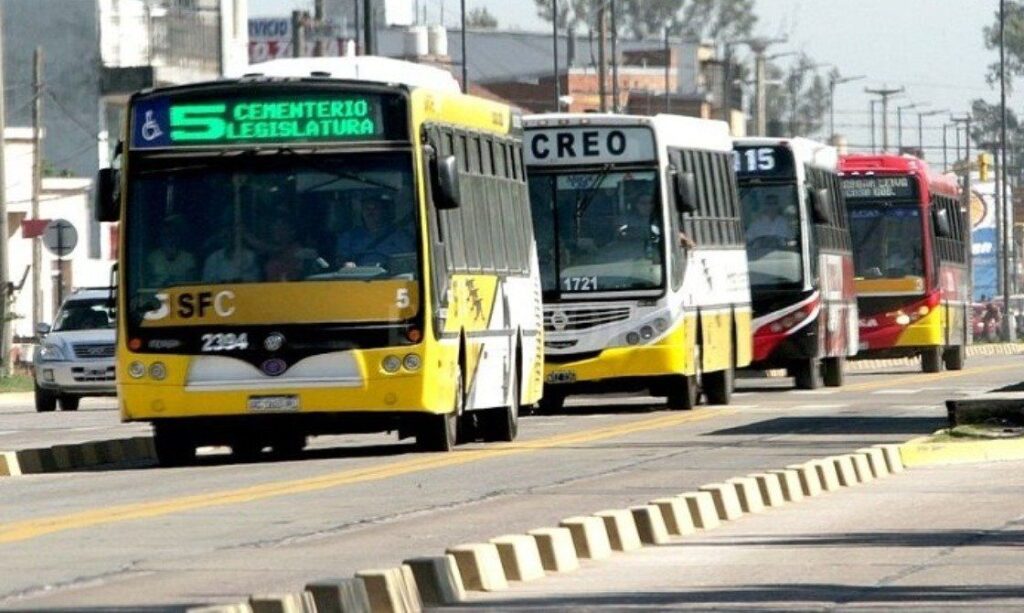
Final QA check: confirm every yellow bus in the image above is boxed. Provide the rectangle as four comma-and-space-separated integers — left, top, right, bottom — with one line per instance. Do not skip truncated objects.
525, 114, 752, 410
94, 57, 543, 464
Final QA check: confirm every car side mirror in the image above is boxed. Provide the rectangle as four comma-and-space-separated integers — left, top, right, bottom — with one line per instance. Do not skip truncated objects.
35, 322, 51, 336
933, 207, 952, 238
94, 168, 119, 222
671, 167, 698, 214
433, 155, 461, 210
808, 187, 834, 225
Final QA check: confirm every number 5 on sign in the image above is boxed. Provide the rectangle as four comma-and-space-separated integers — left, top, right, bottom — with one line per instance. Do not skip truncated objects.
396, 288, 410, 308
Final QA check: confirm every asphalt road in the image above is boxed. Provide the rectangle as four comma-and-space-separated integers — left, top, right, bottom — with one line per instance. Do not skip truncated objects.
0, 354, 1020, 611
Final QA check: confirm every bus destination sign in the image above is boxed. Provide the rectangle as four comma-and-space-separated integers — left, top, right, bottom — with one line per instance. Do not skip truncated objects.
842, 176, 917, 200
732, 145, 796, 179
131, 93, 388, 149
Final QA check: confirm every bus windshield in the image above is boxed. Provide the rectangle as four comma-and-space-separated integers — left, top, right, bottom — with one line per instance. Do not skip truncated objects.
739, 184, 803, 287
528, 169, 664, 296
849, 204, 923, 279
125, 151, 418, 321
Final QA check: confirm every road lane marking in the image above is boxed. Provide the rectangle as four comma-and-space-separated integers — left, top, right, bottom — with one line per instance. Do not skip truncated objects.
0, 409, 729, 545
843, 362, 1020, 393
871, 389, 922, 395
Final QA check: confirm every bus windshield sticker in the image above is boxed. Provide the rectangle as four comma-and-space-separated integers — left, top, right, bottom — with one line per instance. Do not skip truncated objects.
132, 94, 389, 148
733, 145, 795, 178
526, 126, 656, 166
842, 176, 917, 200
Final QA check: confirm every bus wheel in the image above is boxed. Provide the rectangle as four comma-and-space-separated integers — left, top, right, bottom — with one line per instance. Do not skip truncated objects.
943, 345, 965, 371
823, 357, 845, 387
482, 369, 519, 442
921, 347, 943, 373
231, 438, 265, 462
417, 373, 462, 452
704, 367, 733, 405
793, 359, 822, 390
153, 424, 196, 467
537, 391, 566, 413
270, 433, 307, 458
666, 375, 698, 410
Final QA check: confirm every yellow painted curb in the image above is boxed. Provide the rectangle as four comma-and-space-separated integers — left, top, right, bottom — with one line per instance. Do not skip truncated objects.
900, 434, 1024, 467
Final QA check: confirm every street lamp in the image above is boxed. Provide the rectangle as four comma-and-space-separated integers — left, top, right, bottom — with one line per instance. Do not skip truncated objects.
828, 73, 864, 142
896, 102, 925, 152
917, 108, 947, 162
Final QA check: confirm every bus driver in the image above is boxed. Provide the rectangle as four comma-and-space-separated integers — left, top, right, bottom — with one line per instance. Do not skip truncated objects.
336, 193, 413, 268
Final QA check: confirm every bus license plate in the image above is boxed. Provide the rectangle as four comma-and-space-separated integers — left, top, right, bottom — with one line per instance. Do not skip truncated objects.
247, 395, 300, 412
546, 371, 577, 384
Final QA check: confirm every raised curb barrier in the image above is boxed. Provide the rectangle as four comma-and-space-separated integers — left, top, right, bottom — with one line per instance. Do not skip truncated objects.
831, 455, 859, 487
527, 527, 579, 572
751, 473, 786, 507
446, 543, 508, 592
727, 477, 766, 514
305, 577, 373, 612
787, 463, 823, 497
768, 469, 804, 502
0, 436, 156, 476
559, 516, 612, 560
679, 491, 721, 529
650, 497, 695, 536
187, 605, 253, 613
630, 505, 670, 545
857, 447, 891, 478
249, 592, 316, 613
899, 434, 1024, 467
699, 483, 743, 521
814, 459, 842, 492
850, 453, 874, 483
355, 567, 421, 612
875, 443, 905, 473
402, 556, 464, 606
489, 534, 546, 582
594, 509, 642, 552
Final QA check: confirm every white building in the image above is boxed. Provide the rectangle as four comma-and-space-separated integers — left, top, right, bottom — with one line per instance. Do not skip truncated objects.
3, 129, 114, 347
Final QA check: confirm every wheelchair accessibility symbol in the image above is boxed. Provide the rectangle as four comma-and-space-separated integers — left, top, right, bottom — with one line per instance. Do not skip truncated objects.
141, 111, 164, 142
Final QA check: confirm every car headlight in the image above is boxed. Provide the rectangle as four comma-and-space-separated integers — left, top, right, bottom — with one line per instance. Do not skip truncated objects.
38, 344, 66, 361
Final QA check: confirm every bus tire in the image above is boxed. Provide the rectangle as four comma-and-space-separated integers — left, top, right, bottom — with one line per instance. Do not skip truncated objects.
921, 347, 943, 373
270, 433, 307, 458
482, 367, 519, 442
793, 359, 822, 390
34, 383, 57, 413
703, 366, 733, 405
823, 357, 845, 387
943, 345, 965, 371
58, 395, 80, 411
666, 375, 698, 410
537, 391, 566, 413
153, 424, 196, 467
417, 372, 462, 452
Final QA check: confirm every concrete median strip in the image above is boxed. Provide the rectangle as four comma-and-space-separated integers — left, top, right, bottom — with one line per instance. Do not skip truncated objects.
356, 566, 422, 612
857, 447, 892, 478
528, 527, 579, 572
490, 534, 546, 582
594, 509, 642, 552
850, 453, 875, 483
650, 497, 696, 536
305, 577, 373, 612
248, 592, 317, 613
787, 463, 823, 497
750, 473, 786, 507
446, 543, 508, 592
680, 491, 721, 529
0, 436, 156, 476
559, 516, 613, 560
768, 468, 805, 502
630, 505, 670, 545
814, 458, 842, 492
186, 604, 254, 613
831, 455, 859, 487
875, 443, 906, 473
699, 483, 744, 521
727, 477, 766, 514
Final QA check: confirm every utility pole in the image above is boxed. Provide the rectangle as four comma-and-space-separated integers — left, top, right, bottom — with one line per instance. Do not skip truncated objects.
610, 0, 619, 113
1001, 0, 1013, 338
353, 0, 361, 53
291, 10, 306, 58
363, 0, 375, 55
870, 100, 877, 153
0, 1, 11, 376
31, 48, 43, 334
552, 0, 560, 110
943, 123, 950, 171
896, 103, 922, 153
828, 73, 864, 143
917, 109, 946, 163
722, 43, 733, 124
952, 114, 973, 272
663, 25, 670, 112
741, 38, 786, 136
460, 0, 467, 92
314, 0, 326, 56
865, 85, 904, 152
597, 5, 608, 112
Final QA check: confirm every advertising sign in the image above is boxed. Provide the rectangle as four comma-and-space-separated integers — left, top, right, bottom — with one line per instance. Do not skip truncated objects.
971, 176, 997, 301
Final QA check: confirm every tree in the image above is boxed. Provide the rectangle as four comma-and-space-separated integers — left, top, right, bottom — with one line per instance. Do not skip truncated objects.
982, 0, 1024, 91
969, 98, 1024, 168
619, 0, 685, 40
679, 0, 757, 42
765, 54, 830, 137
466, 7, 498, 29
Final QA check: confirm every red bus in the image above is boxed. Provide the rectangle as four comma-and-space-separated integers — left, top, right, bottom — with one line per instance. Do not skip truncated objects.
735, 138, 858, 389
839, 154, 970, 372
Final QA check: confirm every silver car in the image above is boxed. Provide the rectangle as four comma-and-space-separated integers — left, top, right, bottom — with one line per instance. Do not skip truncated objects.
33, 288, 116, 412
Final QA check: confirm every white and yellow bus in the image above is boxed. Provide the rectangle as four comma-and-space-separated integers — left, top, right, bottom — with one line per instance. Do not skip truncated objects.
94, 57, 543, 464
525, 114, 751, 410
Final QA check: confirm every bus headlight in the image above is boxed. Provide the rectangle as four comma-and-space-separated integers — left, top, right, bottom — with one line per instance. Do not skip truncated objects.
403, 353, 421, 371
639, 325, 655, 340
382, 355, 402, 373
654, 318, 669, 332
895, 314, 911, 326
626, 332, 641, 345
128, 361, 146, 379
149, 362, 167, 381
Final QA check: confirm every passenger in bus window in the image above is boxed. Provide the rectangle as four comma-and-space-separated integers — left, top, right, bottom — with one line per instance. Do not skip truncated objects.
264, 219, 316, 282
336, 193, 414, 268
147, 217, 196, 287
202, 231, 259, 284
746, 194, 792, 241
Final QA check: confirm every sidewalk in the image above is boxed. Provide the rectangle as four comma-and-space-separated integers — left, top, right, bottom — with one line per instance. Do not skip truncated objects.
465, 460, 1024, 611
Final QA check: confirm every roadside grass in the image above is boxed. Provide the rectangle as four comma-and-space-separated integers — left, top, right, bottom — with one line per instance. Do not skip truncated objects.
0, 374, 34, 393
929, 424, 1024, 442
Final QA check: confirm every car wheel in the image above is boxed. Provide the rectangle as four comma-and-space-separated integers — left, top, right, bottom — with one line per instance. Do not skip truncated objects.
58, 395, 80, 411
34, 383, 57, 413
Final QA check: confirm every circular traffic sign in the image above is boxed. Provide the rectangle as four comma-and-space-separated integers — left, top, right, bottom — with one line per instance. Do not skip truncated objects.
42, 218, 78, 257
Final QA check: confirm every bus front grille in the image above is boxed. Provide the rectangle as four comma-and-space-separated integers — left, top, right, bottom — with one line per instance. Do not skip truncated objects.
544, 306, 631, 332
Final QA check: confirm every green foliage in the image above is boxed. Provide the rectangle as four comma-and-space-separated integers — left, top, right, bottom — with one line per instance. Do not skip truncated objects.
766, 55, 830, 137
679, 0, 757, 42
466, 7, 499, 29
0, 374, 33, 393
969, 98, 1024, 166
983, 0, 1024, 91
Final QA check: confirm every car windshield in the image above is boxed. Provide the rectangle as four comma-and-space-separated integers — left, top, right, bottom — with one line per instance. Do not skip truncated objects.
528, 169, 664, 295
125, 152, 418, 321
53, 299, 115, 331
739, 183, 803, 287
849, 204, 924, 279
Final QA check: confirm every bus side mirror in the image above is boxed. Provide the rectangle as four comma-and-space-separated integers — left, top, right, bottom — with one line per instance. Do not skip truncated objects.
35, 322, 51, 336
809, 187, 834, 225
433, 155, 461, 210
933, 207, 952, 238
671, 168, 698, 214
94, 168, 119, 222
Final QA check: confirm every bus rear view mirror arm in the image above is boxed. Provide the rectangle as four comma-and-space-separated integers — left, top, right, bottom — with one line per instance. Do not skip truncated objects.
94, 167, 119, 222
809, 187, 834, 225
434, 155, 461, 210
671, 168, 698, 214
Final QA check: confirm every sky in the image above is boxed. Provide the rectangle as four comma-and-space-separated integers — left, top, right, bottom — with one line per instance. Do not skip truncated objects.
248, 0, 1012, 168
